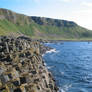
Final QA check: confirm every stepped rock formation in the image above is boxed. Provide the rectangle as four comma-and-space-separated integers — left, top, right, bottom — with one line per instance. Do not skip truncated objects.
0, 36, 58, 92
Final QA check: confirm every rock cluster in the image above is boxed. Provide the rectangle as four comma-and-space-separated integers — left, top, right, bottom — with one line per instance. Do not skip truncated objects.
0, 36, 58, 92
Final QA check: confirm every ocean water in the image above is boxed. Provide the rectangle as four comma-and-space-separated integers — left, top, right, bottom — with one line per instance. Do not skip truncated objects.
43, 42, 92, 92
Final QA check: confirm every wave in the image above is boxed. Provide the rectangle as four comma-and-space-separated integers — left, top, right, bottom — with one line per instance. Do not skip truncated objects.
47, 66, 56, 69
46, 48, 56, 53
42, 54, 45, 57
59, 84, 72, 92
44, 62, 55, 69
42, 48, 59, 57
45, 43, 51, 45
46, 48, 59, 53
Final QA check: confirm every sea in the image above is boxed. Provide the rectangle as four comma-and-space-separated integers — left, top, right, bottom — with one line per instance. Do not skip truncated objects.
43, 42, 92, 92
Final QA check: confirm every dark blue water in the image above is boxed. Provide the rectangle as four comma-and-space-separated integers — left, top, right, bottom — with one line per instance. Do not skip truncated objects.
43, 42, 92, 92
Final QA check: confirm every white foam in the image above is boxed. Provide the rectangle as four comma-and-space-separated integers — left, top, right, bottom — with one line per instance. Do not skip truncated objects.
46, 49, 58, 54
59, 84, 72, 92
59, 89, 66, 92
47, 66, 51, 69
60, 71, 64, 75
42, 54, 45, 57
42, 48, 59, 57
44, 62, 47, 66
44, 63, 54, 69
47, 66, 55, 69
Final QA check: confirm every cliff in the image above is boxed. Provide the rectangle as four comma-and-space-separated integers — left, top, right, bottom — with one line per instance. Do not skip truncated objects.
0, 8, 92, 40
0, 36, 58, 92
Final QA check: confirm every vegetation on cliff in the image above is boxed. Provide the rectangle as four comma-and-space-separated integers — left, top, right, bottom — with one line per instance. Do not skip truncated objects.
0, 8, 92, 40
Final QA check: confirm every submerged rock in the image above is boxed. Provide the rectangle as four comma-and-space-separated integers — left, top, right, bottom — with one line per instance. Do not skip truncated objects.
0, 36, 58, 92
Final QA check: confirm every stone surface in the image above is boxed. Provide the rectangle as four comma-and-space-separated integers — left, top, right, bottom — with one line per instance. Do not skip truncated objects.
0, 36, 58, 92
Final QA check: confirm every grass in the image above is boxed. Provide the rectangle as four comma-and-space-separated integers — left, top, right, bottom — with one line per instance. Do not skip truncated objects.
0, 18, 92, 40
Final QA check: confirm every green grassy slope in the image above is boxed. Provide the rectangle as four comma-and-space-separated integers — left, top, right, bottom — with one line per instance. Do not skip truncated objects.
0, 8, 92, 40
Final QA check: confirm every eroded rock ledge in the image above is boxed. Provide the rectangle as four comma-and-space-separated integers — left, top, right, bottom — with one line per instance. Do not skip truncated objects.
0, 36, 58, 92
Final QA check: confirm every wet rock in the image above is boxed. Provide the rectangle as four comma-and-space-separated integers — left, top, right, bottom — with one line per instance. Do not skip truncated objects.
31, 71, 37, 75
20, 77, 26, 84
0, 36, 58, 92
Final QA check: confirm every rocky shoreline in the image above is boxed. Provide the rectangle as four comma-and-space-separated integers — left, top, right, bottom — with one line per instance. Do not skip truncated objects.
0, 36, 58, 92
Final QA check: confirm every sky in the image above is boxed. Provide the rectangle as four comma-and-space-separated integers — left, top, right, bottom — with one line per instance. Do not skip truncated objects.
0, 0, 92, 30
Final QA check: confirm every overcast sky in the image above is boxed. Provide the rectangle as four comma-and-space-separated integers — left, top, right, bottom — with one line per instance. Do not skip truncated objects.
0, 0, 92, 29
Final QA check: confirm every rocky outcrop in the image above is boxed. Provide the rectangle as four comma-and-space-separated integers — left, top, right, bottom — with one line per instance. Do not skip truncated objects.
0, 36, 58, 92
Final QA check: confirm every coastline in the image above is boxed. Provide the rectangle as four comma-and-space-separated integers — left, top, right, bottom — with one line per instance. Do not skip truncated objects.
41, 40, 92, 43
0, 36, 58, 92
41, 43, 59, 91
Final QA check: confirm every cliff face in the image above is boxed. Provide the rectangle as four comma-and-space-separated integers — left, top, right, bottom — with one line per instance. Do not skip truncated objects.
0, 36, 58, 92
0, 8, 92, 40
0, 8, 76, 27
0, 8, 32, 25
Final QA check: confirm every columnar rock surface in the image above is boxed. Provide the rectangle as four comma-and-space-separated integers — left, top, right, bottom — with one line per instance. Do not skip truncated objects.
0, 36, 58, 92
